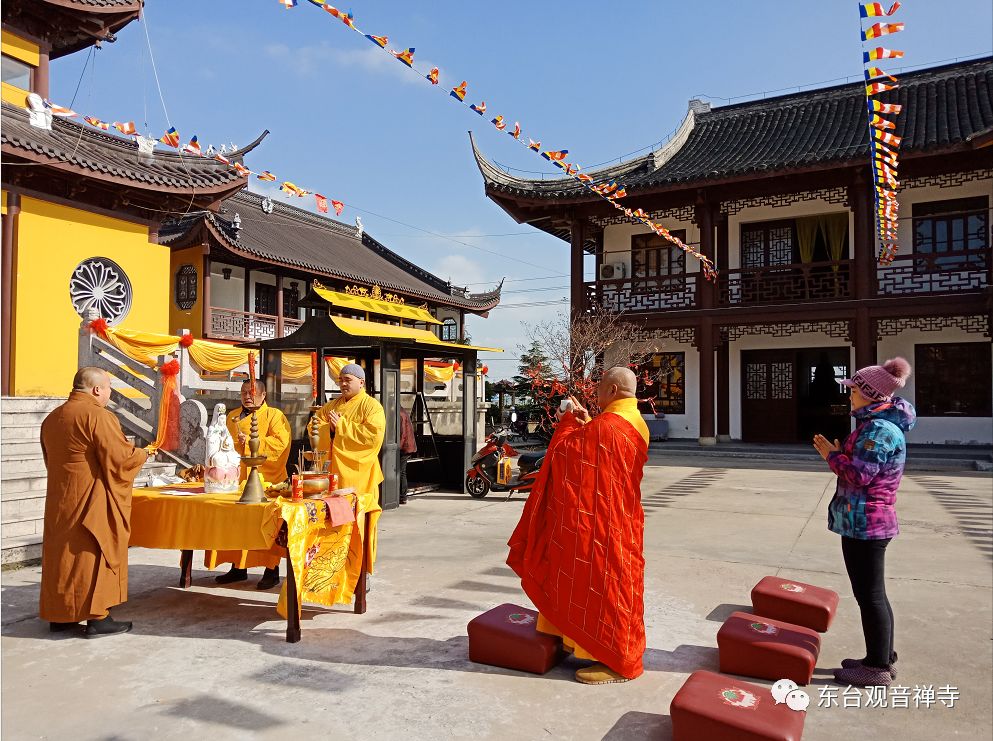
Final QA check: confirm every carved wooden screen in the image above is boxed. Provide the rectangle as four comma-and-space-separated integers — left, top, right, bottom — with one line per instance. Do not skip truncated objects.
741, 220, 798, 268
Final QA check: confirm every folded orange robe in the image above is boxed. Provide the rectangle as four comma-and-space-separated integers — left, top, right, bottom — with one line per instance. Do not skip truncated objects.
507, 407, 649, 679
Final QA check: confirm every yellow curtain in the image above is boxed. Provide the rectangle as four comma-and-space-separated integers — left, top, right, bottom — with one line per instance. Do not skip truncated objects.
824, 213, 849, 268
796, 216, 820, 264
281, 352, 313, 380
101, 328, 179, 367
186, 340, 252, 373
400, 358, 456, 383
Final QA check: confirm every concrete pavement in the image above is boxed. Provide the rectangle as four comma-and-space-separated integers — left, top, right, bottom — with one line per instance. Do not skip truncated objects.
2, 459, 991, 740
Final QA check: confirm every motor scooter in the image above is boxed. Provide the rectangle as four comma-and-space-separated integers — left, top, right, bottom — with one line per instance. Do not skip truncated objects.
465, 426, 545, 499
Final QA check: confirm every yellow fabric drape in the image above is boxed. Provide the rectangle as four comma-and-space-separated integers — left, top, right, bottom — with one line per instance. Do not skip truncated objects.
280, 354, 353, 383
796, 216, 821, 264
824, 213, 849, 269
98, 327, 257, 374
101, 328, 180, 367
186, 340, 252, 372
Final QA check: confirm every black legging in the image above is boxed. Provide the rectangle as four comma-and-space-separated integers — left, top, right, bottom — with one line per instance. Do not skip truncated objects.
841, 536, 895, 669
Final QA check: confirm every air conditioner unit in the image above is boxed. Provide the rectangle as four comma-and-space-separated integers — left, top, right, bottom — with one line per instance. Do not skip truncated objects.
599, 262, 626, 280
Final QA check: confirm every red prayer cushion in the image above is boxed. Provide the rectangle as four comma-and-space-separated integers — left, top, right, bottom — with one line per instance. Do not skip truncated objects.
467, 603, 563, 675
751, 576, 839, 633
670, 670, 806, 741
718, 611, 821, 685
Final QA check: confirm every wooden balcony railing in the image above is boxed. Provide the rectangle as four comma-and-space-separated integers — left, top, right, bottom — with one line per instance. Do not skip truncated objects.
719, 259, 853, 306
586, 273, 699, 313
875, 248, 990, 296
209, 308, 303, 341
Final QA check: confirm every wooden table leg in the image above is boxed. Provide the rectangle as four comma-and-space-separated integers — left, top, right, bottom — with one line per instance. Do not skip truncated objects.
354, 511, 370, 615
285, 549, 301, 643
179, 550, 193, 588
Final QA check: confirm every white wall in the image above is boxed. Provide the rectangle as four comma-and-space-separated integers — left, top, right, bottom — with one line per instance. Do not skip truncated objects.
602, 218, 699, 277
878, 327, 992, 445
210, 262, 244, 310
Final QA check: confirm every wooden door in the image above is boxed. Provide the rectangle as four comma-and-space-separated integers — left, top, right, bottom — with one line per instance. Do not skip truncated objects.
741, 350, 797, 442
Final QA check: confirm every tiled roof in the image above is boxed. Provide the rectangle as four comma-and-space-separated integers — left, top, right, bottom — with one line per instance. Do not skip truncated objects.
474, 57, 993, 200
41, 0, 141, 9
160, 191, 503, 313
4, 1, 143, 59
1, 101, 264, 195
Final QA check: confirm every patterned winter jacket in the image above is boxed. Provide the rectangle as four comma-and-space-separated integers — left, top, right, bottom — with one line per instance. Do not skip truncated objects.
826, 397, 917, 540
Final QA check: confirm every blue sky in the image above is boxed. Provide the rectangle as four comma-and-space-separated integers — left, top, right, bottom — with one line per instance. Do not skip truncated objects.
50, 0, 992, 378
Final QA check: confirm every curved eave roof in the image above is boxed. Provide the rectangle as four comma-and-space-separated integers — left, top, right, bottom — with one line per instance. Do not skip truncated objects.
1, 102, 265, 196
26, 1, 143, 59
161, 191, 503, 313
474, 57, 993, 202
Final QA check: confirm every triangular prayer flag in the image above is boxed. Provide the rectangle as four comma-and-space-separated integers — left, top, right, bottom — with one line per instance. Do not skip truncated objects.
113, 121, 136, 135
862, 22, 904, 40
450, 81, 467, 101
866, 81, 899, 95
863, 47, 904, 62
315, 194, 329, 213
865, 66, 897, 82
426, 67, 439, 85
257, 170, 277, 181
280, 181, 303, 196
870, 99, 902, 114
366, 34, 388, 48
392, 48, 415, 67
84, 116, 110, 130
510, 122, 521, 139
870, 113, 896, 130
159, 127, 180, 147
469, 101, 487, 115
541, 149, 568, 162
214, 153, 230, 165
280, 0, 298, 8
873, 129, 902, 147
860, 2, 901, 18
233, 163, 251, 177
183, 136, 202, 155
44, 100, 76, 117
491, 115, 506, 130
331, 200, 344, 215
527, 139, 541, 152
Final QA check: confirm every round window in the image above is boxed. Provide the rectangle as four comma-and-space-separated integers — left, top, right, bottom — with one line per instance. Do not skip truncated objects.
69, 257, 133, 324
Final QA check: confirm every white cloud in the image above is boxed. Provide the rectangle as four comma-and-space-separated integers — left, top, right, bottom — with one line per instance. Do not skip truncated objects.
263, 41, 423, 84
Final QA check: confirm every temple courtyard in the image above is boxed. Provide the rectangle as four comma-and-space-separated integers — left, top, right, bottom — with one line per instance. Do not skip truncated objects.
2, 457, 991, 740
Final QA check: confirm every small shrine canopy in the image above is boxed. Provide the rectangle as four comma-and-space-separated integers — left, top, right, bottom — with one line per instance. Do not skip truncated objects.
329, 316, 501, 354
313, 282, 441, 325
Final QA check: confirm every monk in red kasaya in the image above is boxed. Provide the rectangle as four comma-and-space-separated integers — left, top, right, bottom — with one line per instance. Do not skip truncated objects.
507, 366, 650, 684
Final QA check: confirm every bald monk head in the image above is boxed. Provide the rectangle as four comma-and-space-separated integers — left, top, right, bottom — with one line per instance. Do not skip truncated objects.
596, 366, 638, 411
73, 366, 112, 408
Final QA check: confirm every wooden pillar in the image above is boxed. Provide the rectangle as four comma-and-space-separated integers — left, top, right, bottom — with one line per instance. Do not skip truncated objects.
2, 192, 20, 395
35, 47, 50, 100
849, 176, 877, 369
275, 274, 284, 338
698, 319, 716, 446
569, 218, 586, 321
202, 253, 212, 339
695, 198, 716, 310
716, 337, 730, 442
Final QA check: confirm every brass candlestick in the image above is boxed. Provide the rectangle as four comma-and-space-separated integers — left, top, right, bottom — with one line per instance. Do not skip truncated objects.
238, 411, 267, 503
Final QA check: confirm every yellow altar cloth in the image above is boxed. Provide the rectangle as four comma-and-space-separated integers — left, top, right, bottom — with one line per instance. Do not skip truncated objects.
130, 488, 366, 616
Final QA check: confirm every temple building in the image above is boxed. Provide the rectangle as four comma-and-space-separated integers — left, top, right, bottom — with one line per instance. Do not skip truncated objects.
473, 57, 993, 446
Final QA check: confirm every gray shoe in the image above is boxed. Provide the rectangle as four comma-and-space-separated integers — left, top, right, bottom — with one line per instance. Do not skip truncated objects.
834, 663, 893, 687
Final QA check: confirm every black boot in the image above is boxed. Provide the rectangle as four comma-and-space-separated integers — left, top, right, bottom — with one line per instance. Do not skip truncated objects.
49, 621, 81, 633
215, 566, 248, 584
256, 566, 280, 590
84, 614, 132, 638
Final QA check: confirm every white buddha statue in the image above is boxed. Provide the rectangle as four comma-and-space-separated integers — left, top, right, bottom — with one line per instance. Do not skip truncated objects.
204, 403, 240, 493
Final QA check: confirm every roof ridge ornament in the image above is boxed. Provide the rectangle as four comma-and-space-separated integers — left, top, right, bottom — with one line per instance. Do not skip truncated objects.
260, 196, 274, 214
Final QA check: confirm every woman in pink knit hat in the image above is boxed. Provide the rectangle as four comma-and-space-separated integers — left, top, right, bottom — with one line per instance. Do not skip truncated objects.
813, 357, 916, 687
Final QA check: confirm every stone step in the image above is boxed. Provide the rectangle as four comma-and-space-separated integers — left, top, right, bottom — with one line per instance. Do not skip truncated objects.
2, 495, 45, 524
1, 410, 54, 425
0, 423, 42, 440
0, 458, 46, 477
0, 476, 47, 496
1, 516, 43, 540
1, 534, 43, 566
0, 396, 64, 413
1, 440, 43, 459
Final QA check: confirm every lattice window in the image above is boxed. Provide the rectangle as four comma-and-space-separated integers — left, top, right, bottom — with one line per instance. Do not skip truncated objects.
175, 264, 197, 311
638, 352, 685, 415
771, 362, 793, 400
915, 342, 992, 417
255, 283, 277, 316
283, 282, 300, 317
632, 230, 686, 279
69, 257, 132, 324
741, 219, 798, 268
440, 318, 459, 342
745, 363, 768, 400
912, 196, 989, 272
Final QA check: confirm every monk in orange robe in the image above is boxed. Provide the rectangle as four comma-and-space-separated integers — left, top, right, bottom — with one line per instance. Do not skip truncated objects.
507, 366, 650, 684
39, 367, 149, 637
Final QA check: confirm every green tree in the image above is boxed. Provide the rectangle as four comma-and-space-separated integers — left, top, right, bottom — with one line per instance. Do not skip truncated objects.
514, 340, 550, 402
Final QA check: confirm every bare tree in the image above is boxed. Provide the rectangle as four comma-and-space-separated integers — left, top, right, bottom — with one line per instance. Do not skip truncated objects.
521, 306, 663, 423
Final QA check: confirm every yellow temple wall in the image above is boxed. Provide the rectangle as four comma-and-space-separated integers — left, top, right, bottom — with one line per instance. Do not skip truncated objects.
1, 30, 39, 107
169, 246, 204, 338
11, 197, 168, 396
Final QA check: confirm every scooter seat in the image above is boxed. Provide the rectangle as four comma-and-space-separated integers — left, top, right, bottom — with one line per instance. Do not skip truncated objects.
517, 451, 546, 469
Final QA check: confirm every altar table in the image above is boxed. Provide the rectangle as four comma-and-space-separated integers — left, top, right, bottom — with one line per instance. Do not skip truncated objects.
129, 487, 370, 643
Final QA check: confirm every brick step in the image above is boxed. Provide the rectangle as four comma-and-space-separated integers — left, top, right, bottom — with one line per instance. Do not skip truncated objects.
1, 497, 45, 524
1, 440, 43, 459
0, 396, 65, 413
2, 516, 43, 540
0, 423, 42, 440
1, 534, 43, 566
